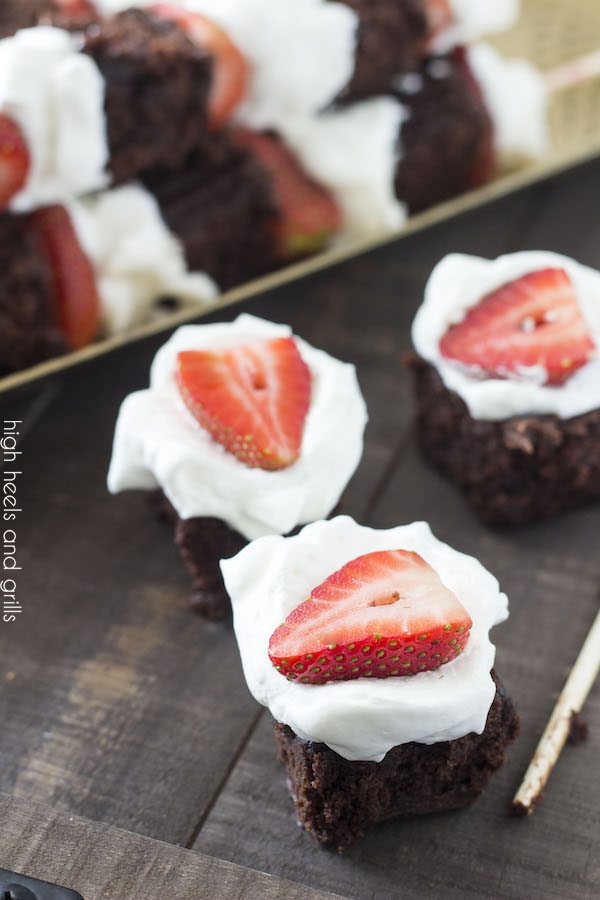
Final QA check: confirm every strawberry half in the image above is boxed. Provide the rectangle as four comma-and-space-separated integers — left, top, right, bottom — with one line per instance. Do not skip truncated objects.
0, 115, 30, 211
176, 337, 311, 470
152, 3, 249, 127
231, 128, 344, 259
29, 205, 101, 350
440, 268, 595, 385
269, 549, 472, 684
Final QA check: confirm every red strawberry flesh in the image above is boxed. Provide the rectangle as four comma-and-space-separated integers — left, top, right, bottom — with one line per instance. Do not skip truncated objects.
29, 205, 101, 350
176, 336, 311, 470
0, 114, 30, 211
440, 267, 595, 385
269, 549, 472, 684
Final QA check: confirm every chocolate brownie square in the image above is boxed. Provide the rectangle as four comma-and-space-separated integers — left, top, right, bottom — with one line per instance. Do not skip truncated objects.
337, 0, 429, 101
408, 356, 600, 527
83, 8, 213, 185
275, 672, 519, 849
394, 49, 493, 213
142, 133, 279, 290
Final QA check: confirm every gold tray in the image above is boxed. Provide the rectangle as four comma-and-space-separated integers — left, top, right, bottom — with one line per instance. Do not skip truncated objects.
2, 0, 599, 396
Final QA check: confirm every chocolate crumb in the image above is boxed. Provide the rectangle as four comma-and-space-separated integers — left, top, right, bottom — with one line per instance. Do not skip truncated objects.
567, 710, 589, 746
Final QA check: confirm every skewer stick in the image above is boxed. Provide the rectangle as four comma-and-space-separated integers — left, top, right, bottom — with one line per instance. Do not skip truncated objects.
545, 49, 600, 94
512, 608, 600, 816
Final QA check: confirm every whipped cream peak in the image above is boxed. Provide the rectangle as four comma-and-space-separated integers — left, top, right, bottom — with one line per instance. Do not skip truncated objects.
0, 27, 108, 212
412, 251, 600, 421
108, 315, 367, 540
224, 516, 508, 761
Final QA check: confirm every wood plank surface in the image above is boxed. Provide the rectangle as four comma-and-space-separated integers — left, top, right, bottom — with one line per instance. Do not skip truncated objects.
0, 794, 346, 900
0, 160, 598, 899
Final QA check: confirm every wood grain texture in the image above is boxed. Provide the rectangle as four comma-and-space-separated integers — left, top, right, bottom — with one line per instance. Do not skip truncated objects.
195, 162, 600, 899
0, 794, 346, 900
0, 160, 598, 899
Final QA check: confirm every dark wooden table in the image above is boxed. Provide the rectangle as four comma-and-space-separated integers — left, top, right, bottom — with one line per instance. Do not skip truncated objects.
0, 159, 599, 900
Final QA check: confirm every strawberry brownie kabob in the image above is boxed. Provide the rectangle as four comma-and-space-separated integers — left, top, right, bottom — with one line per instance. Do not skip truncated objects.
107, 315, 368, 619
223, 516, 518, 848
0, 0, 550, 377
410, 252, 600, 525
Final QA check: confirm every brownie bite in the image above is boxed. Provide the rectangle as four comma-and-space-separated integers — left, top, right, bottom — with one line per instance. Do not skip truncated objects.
0, 0, 99, 37
224, 516, 517, 848
276, 673, 518, 850
83, 8, 213, 184
337, 0, 429, 101
409, 356, 600, 527
156, 492, 246, 621
0, 0, 49, 37
394, 48, 494, 213
142, 133, 279, 290
410, 252, 600, 527
0, 213, 66, 374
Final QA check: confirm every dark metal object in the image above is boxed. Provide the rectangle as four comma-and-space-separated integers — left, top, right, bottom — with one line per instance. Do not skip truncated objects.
0, 871, 83, 900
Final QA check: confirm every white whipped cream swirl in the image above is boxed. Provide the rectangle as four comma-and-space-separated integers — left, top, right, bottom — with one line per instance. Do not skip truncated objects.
224, 516, 508, 762
0, 27, 108, 212
108, 315, 368, 540
412, 251, 600, 421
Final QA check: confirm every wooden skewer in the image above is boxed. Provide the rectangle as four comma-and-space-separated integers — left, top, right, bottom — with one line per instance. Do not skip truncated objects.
512, 607, 600, 816
545, 49, 600, 94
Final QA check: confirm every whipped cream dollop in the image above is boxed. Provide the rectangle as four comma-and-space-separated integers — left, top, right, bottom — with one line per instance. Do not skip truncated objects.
0, 27, 108, 212
433, 0, 520, 53
108, 315, 367, 540
68, 184, 216, 336
224, 516, 508, 762
467, 43, 549, 165
282, 99, 406, 238
188, 0, 357, 128
412, 251, 600, 421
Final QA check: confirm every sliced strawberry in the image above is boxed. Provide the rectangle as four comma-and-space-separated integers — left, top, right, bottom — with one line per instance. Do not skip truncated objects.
440, 268, 595, 385
176, 337, 311, 470
231, 128, 343, 259
152, 3, 249, 127
0, 115, 30, 211
269, 549, 472, 684
29, 205, 101, 350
